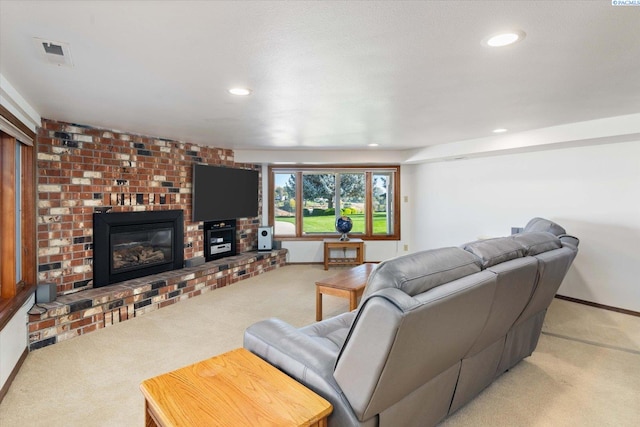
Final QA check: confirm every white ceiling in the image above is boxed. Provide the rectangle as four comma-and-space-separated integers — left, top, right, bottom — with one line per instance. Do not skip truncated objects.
1, 1, 639, 152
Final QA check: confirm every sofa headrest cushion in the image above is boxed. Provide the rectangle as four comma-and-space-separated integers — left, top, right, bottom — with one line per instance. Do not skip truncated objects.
512, 231, 562, 256
560, 235, 580, 250
463, 237, 525, 269
523, 217, 566, 236
362, 247, 482, 299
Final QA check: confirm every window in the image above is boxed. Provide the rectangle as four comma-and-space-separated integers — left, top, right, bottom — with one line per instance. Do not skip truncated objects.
273, 172, 296, 235
0, 126, 36, 315
269, 165, 400, 240
372, 172, 394, 235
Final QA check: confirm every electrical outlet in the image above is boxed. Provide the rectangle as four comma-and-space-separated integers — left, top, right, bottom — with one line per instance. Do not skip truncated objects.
403, 196, 409, 203
403, 244, 409, 251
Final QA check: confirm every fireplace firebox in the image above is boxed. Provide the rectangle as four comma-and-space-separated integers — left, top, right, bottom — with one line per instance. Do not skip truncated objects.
93, 210, 184, 288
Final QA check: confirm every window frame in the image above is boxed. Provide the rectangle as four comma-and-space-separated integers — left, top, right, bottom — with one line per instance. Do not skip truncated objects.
0, 107, 37, 330
268, 165, 401, 240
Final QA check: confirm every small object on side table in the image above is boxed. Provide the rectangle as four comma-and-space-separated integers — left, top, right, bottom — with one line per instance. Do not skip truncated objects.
335, 216, 353, 241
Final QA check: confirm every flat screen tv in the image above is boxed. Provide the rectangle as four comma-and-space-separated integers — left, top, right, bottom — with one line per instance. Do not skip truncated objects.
192, 164, 259, 221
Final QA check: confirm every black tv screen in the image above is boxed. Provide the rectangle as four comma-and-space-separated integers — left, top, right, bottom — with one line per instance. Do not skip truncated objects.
192, 164, 259, 221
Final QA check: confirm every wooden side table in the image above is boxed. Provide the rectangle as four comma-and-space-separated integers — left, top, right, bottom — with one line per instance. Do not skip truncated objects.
140, 348, 332, 427
323, 238, 364, 270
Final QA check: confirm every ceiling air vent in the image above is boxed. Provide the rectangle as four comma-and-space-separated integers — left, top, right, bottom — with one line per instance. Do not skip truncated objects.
32, 37, 74, 67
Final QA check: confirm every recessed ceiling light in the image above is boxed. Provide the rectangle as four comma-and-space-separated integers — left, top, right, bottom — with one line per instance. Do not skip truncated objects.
368, 143, 379, 147
484, 30, 526, 47
228, 87, 252, 96
493, 128, 508, 133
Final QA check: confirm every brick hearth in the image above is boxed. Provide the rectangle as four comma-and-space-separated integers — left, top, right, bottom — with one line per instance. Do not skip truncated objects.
29, 250, 287, 350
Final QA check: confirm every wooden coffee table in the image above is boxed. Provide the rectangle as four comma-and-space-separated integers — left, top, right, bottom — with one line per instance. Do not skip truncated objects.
315, 263, 376, 321
140, 348, 332, 427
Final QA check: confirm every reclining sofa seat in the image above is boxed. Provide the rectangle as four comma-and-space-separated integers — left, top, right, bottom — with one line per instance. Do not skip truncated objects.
244, 218, 579, 426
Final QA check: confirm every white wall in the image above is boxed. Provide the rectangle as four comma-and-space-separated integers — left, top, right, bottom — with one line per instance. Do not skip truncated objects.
283, 240, 403, 264
0, 294, 34, 392
408, 141, 640, 312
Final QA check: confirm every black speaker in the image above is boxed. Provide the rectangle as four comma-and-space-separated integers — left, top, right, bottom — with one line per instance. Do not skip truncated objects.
36, 283, 57, 303
258, 226, 273, 251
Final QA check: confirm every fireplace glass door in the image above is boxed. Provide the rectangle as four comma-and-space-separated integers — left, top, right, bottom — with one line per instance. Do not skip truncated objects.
93, 210, 184, 288
111, 223, 174, 274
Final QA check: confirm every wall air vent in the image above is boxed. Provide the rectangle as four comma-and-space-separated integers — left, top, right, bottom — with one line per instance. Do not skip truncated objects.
32, 37, 74, 67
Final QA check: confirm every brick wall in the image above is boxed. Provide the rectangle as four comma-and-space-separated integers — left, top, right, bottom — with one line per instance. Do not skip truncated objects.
36, 119, 261, 295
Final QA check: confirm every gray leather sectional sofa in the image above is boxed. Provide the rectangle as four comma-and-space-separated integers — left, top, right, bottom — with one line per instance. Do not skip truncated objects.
244, 218, 579, 426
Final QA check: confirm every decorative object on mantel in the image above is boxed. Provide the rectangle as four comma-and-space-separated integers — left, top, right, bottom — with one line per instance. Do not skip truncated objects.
335, 216, 353, 241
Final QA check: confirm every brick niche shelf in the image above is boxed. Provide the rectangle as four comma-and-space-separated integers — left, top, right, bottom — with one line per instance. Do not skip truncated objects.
28, 250, 287, 351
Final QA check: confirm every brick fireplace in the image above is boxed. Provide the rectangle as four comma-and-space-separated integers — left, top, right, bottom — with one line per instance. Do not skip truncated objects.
36, 119, 260, 295
28, 119, 289, 351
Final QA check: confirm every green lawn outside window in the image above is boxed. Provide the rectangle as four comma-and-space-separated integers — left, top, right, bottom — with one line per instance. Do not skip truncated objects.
276, 213, 389, 234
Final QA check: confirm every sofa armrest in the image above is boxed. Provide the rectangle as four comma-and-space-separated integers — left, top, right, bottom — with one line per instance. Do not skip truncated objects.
243, 318, 340, 388
244, 318, 368, 426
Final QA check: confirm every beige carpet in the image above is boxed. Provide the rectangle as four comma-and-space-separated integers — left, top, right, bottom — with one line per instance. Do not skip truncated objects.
1, 264, 639, 426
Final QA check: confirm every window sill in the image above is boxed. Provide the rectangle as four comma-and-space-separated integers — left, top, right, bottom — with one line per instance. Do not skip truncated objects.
274, 235, 400, 241
0, 284, 36, 331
